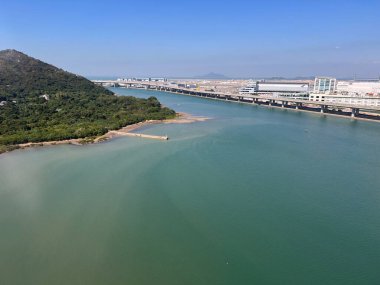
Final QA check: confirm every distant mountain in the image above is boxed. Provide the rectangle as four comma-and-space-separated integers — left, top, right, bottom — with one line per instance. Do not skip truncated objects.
193, 72, 229, 79
258, 76, 315, 81
289, 76, 315, 80
0, 49, 174, 152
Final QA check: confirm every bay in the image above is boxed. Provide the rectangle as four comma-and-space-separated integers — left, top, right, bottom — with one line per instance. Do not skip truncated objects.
1, 88, 380, 284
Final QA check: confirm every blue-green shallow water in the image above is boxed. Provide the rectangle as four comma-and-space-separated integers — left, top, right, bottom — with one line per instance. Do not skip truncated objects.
1, 87, 380, 285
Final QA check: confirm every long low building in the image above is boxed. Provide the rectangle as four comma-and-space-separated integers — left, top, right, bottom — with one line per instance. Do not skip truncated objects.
239, 81, 309, 94
257, 82, 309, 93
336, 80, 380, 95
309, 94, 380, 107
239, 81, 310, 100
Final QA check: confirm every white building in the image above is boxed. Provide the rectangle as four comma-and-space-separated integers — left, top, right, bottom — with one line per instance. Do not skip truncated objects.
309, 93, 380, 106
149, 78, 167, 82
121, 77, 167, 82
258, 82, 309, 93
310, 77, 380, 107
336, 81, 380, 95
239, 81, 309, 98
239, 82, 257, 94
313, 77, 337, 94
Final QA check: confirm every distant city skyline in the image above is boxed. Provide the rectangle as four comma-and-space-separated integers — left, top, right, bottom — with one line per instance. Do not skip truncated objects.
1, 0, 379, 78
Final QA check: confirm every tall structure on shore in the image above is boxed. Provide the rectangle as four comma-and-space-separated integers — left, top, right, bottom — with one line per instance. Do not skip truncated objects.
313, 77, 337, 94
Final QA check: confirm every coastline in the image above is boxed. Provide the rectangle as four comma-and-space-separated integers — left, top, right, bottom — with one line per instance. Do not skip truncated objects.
161, 87, 380, 123
127, 87, 380, 123
93, 112, 208, 142
1, 113, 209, 155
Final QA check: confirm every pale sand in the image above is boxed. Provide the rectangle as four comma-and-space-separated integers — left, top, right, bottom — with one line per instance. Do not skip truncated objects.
17, 112, 210, 150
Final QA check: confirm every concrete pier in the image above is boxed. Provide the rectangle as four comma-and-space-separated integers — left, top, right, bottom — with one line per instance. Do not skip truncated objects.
112, 131, 168, 140
125, 133, 168, 140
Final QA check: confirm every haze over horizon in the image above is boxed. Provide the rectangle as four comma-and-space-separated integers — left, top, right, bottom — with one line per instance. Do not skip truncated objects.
1, 0, 379, 78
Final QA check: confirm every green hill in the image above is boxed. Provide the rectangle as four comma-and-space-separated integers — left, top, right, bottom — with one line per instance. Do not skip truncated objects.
0, 49, 175, 153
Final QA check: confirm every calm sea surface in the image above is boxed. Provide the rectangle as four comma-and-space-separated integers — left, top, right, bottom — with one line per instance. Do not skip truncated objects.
1, 88, 380, 284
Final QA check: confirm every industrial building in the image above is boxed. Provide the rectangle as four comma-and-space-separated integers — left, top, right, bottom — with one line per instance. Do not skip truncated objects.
117, 77, 168, 82
178, 83, 198, 89
309, 77, 380, 106
239, 81, 310, 99
336, 80, 380, 95
322, 95, 380, 107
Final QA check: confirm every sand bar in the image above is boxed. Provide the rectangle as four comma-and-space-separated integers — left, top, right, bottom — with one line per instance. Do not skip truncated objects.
14, 113, 209, 152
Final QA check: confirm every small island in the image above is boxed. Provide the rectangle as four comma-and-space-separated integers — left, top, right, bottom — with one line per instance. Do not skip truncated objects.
0, 50, 176, 154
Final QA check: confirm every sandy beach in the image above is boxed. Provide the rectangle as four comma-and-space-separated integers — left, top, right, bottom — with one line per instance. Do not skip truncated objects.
14, 112, 209, 152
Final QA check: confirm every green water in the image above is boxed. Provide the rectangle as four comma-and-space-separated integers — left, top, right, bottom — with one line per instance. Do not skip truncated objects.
1, 88, 380, 285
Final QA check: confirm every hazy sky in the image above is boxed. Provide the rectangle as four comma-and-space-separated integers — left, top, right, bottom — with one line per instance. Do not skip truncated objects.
1, 0, 380, 78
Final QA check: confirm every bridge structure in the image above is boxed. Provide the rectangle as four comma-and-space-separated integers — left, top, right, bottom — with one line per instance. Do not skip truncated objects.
92, 80, 380, 120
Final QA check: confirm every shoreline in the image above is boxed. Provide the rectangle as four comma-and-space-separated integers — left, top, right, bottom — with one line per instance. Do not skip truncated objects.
2, 112, 209, 155
93, 112, 209, 142
169, 90, 380, 123
126, 87, 380, 123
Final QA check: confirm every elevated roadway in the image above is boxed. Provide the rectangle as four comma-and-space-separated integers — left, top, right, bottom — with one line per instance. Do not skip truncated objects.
92, 80, 380, 119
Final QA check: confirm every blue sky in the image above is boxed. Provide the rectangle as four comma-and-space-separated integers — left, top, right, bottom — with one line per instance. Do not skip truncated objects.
1, 0, 379, 78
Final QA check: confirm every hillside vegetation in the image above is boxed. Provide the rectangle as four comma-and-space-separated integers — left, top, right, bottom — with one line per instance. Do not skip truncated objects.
0, 49, 175, 153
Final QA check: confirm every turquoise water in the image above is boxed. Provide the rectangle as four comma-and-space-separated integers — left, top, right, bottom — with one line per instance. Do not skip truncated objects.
1, 88, 380, 284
